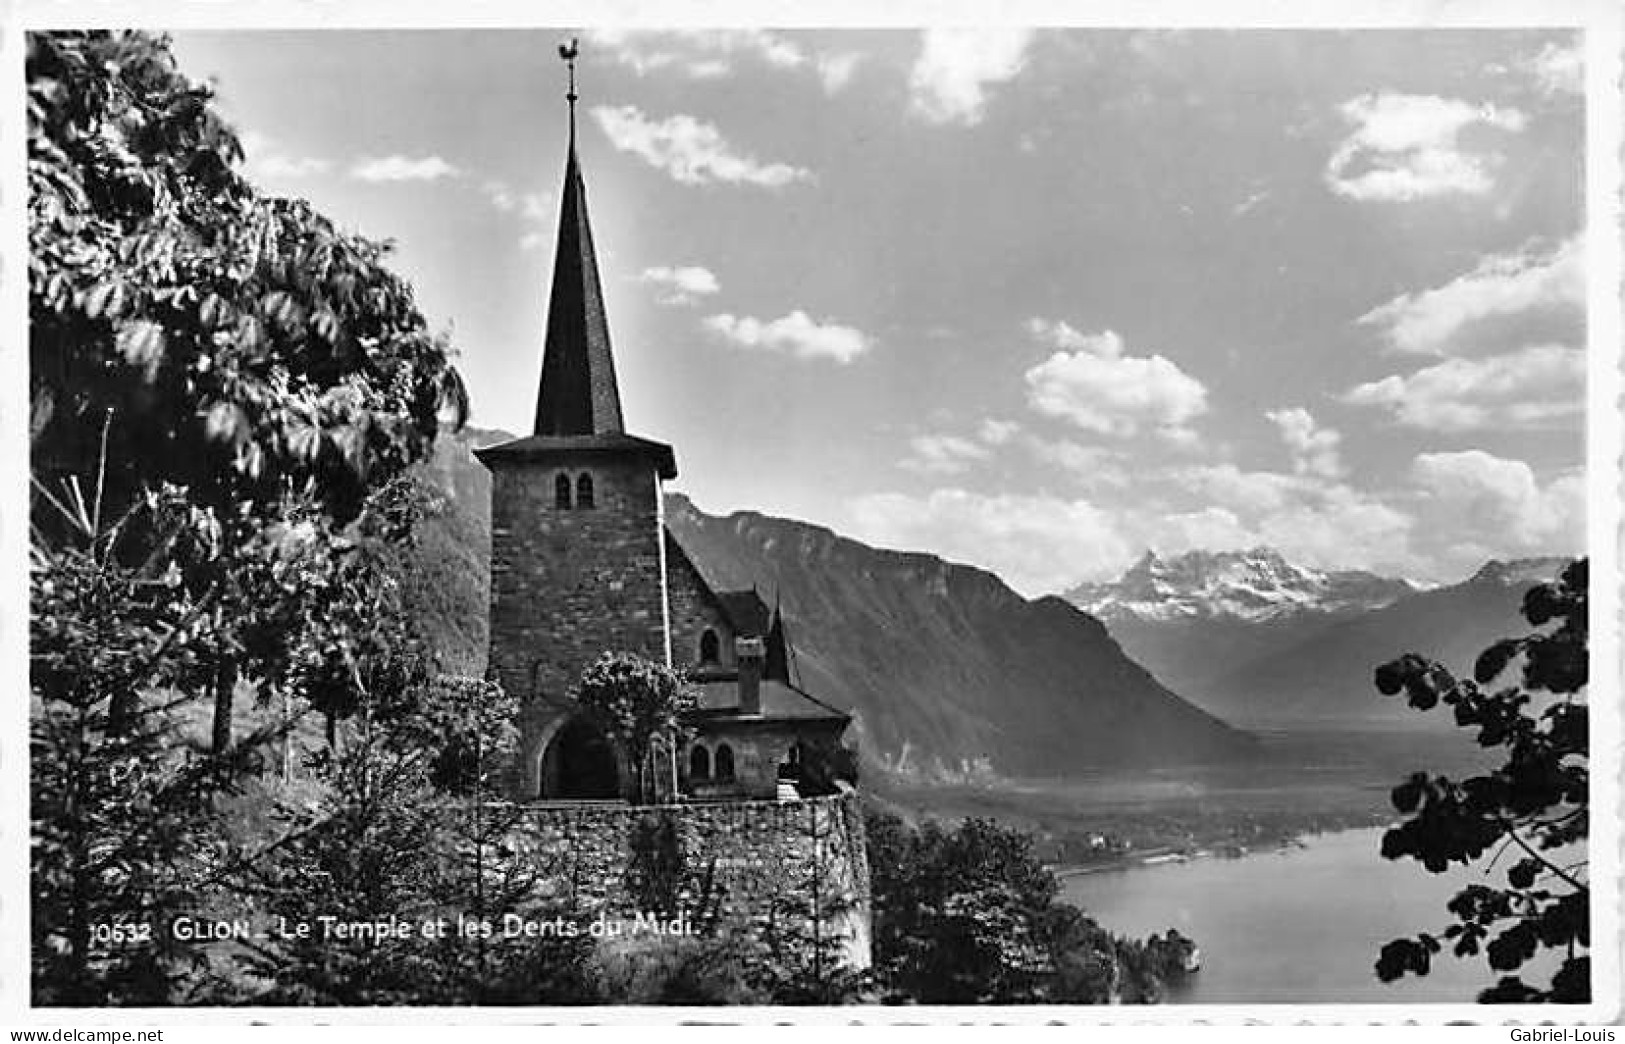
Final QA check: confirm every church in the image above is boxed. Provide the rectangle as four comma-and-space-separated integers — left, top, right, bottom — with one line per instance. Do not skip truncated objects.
476, 65, 856, 806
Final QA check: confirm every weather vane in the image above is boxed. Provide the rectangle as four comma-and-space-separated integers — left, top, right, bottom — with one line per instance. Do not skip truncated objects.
559, 37, 579, 109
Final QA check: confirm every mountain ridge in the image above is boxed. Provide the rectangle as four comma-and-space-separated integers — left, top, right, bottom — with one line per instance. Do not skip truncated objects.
663, 491, 1256, 776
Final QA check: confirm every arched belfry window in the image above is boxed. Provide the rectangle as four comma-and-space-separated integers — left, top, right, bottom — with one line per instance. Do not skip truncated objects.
554, 473, 572, 510
715, 743, 736, 782
699, 629, 720, 664
689, 745, 711, 780
576, 473, 595, 509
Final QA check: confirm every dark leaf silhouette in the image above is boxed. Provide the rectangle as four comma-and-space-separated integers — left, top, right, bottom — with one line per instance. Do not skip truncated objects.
1372, 559, 1588, 1004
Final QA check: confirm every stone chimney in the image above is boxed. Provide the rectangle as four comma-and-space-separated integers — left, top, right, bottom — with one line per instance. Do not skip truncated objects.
736, 637, 765, 715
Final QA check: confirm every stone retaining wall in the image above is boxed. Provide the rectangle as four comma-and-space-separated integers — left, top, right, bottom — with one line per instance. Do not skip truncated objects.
504, 789, 872, 970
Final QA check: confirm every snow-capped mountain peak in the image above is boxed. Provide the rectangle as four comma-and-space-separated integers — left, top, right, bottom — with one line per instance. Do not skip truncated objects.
1067, 547, 1420, 622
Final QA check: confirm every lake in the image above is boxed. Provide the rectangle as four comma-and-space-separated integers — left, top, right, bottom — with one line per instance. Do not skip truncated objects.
1062, 826, 1566, 1004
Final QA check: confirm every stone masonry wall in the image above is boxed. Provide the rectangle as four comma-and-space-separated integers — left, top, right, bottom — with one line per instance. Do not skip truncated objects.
685, 723, 831, 800
487, 454, 669, 796
505, 790, 873, 970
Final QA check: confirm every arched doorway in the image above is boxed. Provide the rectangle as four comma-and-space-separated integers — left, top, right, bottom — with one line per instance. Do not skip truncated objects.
538, 716, 623, 799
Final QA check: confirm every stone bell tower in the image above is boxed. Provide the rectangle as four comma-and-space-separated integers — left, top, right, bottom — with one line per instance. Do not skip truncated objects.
476, 49, 677, 797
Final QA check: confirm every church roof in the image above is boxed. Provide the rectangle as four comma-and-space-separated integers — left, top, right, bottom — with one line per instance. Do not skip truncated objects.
533, 98, 622, 438
692, 679, 851, 723
714, 589, 772, 637
665, 531, 804, 686
475, 431, 677, 479
533, 117, 620, 435
485, 79, 678, 480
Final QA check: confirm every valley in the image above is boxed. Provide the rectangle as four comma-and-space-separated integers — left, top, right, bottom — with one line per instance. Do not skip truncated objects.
870, 726, 1497, 871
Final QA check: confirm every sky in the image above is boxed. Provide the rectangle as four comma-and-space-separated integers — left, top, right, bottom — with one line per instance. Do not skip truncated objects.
167, 27, 1592, 596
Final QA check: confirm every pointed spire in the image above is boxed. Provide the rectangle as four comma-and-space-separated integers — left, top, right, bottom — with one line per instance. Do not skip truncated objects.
533, 39, 625, 437
765, 600, 791, 683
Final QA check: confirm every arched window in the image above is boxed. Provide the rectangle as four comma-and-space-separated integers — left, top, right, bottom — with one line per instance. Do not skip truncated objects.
715, 743, 735, 782
689, 745, 711, 780
699, 629, 720, 664
576, 473, 595, 509
554, 473, 572, 509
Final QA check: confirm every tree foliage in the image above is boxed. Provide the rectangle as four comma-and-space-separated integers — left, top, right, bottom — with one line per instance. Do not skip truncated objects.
571, 653, 698, 803
29, 28, 469, 757
29, 484, 285, 1005
29, 30, 467, 531
1372, 559, 1588, 1003
864, 811, 1179, 1003
220, 665, 600, 1005
29, 29, 481, 1005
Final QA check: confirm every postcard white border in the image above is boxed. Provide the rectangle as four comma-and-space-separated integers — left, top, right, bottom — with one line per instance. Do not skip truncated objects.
3, 0, 1620, 1026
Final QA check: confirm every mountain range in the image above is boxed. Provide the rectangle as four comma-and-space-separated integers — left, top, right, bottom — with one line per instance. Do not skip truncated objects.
1068, 549, 1570, 728
401, 430, 1253, 780
1068, 547, 1423, 623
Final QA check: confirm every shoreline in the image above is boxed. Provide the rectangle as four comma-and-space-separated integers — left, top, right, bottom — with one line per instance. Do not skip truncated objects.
1049, 822, 1391, 880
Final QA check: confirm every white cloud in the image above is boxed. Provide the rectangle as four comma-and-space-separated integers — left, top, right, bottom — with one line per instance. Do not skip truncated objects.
587, 29, 808, 78
899, 434, 992, 476
1023, 321, 1208, 439
484, 182, 552, 250
253, 154, 331, 179
1021, 436, 1130, 490
1344, 345, 1584, 432
1409, 450, 1584, 560
350, 154, 460, 183
1325, 92, 1526, 202
1231, 189, 1269, 217
1151, 452, 1582, 581
978, 418, 1021, 445
845, 488, 1134, 596
484, 181, 549, 218
1151, 463, 1411, 573
817, 52, 863, 94
1254, 486, 1414, 574
483, 181, 517, 210
844, 451, 1580, 594
704, 310, 871, 363
1168, 463, 1309, 516
1266, 407, 1346, 479
895, 417, 1025, 477
1145, 507, 1259, 556
1358, 236, 1583, 355
238, 131, 331, 180
586, 30, 862, 95
640, 265, 721, 306
908, 28, 1035, 125
1520, 41, 1584, 97
591, 105, 810, 188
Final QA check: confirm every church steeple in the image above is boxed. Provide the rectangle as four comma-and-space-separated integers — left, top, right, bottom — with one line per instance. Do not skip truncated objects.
533, 39, 624, 437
